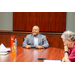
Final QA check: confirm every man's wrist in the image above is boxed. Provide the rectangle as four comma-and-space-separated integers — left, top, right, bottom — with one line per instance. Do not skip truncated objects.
63, 51, 68, 54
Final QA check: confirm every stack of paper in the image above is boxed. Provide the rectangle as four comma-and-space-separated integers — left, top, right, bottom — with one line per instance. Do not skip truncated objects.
0, 43, 10, 54
43, 60, 61, 62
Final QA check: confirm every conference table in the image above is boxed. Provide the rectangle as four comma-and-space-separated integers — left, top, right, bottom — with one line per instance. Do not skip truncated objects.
0, 46, 64, 62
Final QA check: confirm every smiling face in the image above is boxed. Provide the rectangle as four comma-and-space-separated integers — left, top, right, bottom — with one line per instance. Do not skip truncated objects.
32, 26, 39, 37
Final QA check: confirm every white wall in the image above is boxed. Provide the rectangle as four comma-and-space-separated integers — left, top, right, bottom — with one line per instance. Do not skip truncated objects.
0, 12, 75, 32
0, 12, 13, 30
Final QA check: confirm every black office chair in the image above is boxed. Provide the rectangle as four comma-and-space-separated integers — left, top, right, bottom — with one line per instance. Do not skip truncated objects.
23, 37, 26, 41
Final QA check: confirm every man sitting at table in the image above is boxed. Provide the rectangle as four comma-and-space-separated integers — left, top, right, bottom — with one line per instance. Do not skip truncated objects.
22, 26, 49, 49
61, 30, 75, 62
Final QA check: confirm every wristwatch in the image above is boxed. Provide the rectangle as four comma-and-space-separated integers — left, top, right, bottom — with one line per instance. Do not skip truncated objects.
63, 51, 68, 54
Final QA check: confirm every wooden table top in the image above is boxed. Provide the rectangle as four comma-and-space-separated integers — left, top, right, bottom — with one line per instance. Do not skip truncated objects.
0, 46, 64, 62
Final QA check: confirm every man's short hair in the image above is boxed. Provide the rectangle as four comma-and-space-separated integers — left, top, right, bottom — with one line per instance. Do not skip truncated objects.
61, 30, 75, 41
33, 25, 40, 30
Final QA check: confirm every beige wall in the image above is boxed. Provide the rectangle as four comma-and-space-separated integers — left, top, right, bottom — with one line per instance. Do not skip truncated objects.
0, 12, 13, 30
66, 12, 75, 32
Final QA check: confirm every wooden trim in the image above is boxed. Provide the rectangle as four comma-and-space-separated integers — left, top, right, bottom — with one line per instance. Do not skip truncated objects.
0, 30, 62, 35
0, 31, 63, 49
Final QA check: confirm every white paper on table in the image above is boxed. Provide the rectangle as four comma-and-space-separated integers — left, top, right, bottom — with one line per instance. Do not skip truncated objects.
0, 43, 11, 54
43, 60, 61, 62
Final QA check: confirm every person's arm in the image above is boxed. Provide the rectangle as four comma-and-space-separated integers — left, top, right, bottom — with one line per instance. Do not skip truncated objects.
22, 35, 36, 48
62, 57, 65, 62
63, 46, 71, 62
64, 53, 71, 62
36, 36, 49, 49
22, 35, 29, 48
41, 36, 49, 48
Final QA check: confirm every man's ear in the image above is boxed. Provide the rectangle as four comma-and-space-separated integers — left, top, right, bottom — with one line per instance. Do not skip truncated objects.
68, 39, 72, 42
68, 39, 72, 44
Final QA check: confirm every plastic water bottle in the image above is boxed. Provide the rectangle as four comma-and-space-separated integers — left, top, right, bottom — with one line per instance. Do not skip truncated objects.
12, 38, 17, 54
15, 38, 17, 52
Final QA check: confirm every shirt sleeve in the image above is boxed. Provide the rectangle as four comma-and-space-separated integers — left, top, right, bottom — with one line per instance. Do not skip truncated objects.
68, 48, 75, 62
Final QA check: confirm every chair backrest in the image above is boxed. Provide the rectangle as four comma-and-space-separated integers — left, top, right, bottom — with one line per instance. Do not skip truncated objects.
23, 37, 26, 41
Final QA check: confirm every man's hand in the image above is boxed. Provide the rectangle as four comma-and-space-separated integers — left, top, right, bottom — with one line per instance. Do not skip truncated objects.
36, 45, 43, 49
25, 45, 31, 49
64, 45, 68, 51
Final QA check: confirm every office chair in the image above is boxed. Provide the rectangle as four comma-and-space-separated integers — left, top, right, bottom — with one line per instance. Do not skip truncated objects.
23, 37, 26, 41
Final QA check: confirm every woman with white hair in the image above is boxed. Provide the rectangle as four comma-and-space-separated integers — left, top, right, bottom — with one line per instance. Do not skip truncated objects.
61, 30, 75, 62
